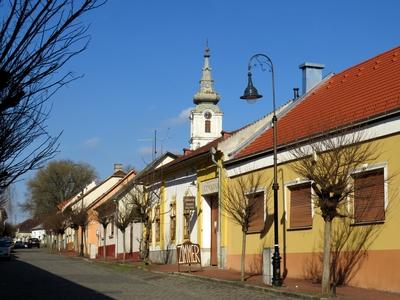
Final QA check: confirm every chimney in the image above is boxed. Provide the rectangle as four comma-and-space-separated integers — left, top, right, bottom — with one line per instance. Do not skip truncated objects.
293, 88, 299, 100
114, 163, 123, 173
183, 148, 192, 156
299, 62, 324, 94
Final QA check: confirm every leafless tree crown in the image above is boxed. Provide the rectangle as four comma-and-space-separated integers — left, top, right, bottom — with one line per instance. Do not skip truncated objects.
222, 173, 267, 233
0, 0, 105, 193
290, 132, 379, 221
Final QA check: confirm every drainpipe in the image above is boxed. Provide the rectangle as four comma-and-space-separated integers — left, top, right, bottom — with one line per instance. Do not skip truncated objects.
210, 147, 222, 269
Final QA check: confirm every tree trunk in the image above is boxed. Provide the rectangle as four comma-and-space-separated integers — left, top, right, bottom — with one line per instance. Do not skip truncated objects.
80, 226, 84, 257
122, 229, 126, 263
142, 220, 151, 264
74, 228, 78, 253
130, 222, 133, 254
103, 225, 107, 260
322, 219, 332, 296
240, 230, 246, 281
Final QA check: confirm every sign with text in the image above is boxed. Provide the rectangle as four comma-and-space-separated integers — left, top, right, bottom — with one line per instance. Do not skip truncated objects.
177, 241, 202, 271
183, 196, 196, 211
202, 178, 218, 195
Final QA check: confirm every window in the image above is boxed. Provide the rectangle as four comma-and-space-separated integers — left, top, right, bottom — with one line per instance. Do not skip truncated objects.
155, 206, 160, 243
170, 202, 176, 242
353, 168, 385, 223
247, 192, 264, 233
205, 120, 211, 133
183, 211, 189, 240
109, 217, 114, 237
289, 183, 312, 229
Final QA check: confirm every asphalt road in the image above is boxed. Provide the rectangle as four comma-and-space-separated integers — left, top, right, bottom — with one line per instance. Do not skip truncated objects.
0, 248, 293, 300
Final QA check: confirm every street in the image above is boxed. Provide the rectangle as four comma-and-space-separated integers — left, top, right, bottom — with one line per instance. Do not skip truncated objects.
0, 249, 292, 300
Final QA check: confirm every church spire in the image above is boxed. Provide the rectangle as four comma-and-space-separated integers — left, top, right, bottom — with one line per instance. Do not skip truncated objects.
193, 43, 220, 105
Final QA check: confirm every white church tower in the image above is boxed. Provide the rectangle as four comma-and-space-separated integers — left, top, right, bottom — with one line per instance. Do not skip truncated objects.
189, 45, 223, 150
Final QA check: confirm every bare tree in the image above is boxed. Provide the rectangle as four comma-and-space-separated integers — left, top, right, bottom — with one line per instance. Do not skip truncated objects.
0, 0, 105, 194
66, 205, 88, 256
43, 209, 69, 251
222, 173, 268, 281
114, 200, 136, 263
95, 202, 113, 260
289, 131, 380, 295
125, 182, 159, 264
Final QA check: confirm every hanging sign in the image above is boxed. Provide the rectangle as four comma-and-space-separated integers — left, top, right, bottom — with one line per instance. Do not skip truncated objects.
183, 196, 196, 211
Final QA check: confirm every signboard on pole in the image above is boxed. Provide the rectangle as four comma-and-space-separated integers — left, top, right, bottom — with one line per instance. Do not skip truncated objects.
183, 196, 196, 211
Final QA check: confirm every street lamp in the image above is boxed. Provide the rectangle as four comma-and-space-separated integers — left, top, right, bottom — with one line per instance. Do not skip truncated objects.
240, 53, 282, 287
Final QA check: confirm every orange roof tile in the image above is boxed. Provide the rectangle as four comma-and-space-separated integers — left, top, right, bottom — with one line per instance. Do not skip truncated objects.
235, 46, 400, 159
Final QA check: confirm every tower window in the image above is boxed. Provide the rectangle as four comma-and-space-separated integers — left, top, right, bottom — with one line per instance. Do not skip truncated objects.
205, 120, 211, 133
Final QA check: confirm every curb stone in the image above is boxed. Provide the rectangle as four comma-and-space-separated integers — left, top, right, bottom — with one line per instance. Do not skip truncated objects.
150, 270, 322, 300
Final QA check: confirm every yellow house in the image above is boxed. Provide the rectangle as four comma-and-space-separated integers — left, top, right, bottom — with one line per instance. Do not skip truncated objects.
223, 46, 400, 292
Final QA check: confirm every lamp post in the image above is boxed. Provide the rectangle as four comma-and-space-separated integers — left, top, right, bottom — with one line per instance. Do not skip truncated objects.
240, 53, 282, 287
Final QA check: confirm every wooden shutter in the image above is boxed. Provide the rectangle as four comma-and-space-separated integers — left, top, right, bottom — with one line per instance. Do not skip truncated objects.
248, 192, 264, 233
354, 169, 385, 223
290, 183, 312, 228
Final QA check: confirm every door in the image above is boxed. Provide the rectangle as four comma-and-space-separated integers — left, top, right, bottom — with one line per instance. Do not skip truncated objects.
210, 194, 218, 266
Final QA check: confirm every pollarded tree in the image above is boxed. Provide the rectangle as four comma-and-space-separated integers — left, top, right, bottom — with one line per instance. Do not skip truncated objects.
115, 199, 136, 263
0, 0, 105, 194
95, 202, 114, 260
43, 209, 69, 251
289, 131, 380, 295
222, 173, 269, 281
66, 205, 88, 257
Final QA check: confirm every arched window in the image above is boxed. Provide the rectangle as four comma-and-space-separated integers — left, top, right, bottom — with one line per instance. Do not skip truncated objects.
205, 120, 211, 133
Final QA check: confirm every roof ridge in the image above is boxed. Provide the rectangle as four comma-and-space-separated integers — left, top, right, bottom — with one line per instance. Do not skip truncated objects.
331, 45, 400, 79
230, 46, 400, 162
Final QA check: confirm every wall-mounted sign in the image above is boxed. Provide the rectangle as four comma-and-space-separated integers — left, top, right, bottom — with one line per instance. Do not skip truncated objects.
183, 196, 196, 211
177, 241, 202, 271
202, 178, 218, 195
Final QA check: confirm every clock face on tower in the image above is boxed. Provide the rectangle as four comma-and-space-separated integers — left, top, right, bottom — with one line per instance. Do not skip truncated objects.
204, 111, 212, 119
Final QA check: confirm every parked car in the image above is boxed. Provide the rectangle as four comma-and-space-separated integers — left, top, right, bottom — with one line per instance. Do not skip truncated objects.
28, 238, 40, 248
14, 241, 27, 249
0, 240, 11, 260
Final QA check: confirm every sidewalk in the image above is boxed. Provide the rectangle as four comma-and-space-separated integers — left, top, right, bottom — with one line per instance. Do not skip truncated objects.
57, 250, 400, 300
146, 263, 400, 300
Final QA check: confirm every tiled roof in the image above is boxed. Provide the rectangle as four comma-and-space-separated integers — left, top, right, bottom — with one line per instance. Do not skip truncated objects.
17, 219, 40, 233
160, 133, 232, 172
87, 169, 136, 210
235, 46, 400, 159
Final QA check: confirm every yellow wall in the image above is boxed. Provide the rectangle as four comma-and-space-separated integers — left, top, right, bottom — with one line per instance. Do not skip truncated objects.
223, 134, 400, 291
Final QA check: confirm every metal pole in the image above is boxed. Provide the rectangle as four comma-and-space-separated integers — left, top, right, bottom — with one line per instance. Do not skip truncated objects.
248, 54, 282, 286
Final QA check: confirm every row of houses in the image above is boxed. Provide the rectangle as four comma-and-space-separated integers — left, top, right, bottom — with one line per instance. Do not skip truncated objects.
58, 45, 400, 293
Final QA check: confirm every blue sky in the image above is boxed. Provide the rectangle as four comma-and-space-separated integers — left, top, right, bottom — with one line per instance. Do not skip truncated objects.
12, 0, 400, 221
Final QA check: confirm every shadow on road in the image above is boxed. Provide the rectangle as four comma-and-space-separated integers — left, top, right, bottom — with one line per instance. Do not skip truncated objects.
0, 252, 112, 300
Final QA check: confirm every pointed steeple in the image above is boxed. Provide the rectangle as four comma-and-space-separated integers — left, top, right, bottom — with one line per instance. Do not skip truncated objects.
193, 43, 220, 105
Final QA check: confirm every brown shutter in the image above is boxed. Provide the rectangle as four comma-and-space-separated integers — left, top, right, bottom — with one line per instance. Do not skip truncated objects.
354, 169, 385, 223
290, 183, 312, 228
248, 192, 264, 233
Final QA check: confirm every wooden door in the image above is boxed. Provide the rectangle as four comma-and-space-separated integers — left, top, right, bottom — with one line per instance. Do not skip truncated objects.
210, 195, 218, 266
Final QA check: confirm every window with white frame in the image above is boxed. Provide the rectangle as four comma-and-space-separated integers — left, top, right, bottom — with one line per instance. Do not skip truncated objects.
289, 182, 312, 229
